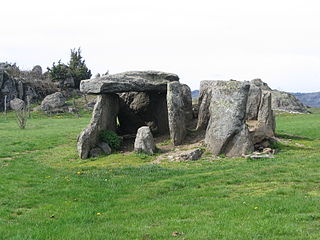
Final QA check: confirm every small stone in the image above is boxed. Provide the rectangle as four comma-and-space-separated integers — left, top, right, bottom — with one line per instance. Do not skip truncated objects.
134, 126, 156, 154
177, 148, 204, 161
89, 147, 103, 158
97, 142, 112, 155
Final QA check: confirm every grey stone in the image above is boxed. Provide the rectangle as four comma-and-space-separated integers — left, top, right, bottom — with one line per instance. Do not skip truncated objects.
77, 94, 119, 159
80, 71, 179, 94
10, 98, 25, 110
204, 80, 254, 157
167, 82, 187, 145
177, 148, 204, 161
181, 84, 193, 123
250, 79, 308, 113
134, 126, 156, 154
247, 91, 275, 144
97, 142, 112, 155
90, 147, 103, 158
246, 84, 262, 120
41, 92, 66, 111
196, 81, 216, 130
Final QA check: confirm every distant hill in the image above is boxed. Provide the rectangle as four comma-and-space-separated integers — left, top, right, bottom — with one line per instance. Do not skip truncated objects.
292, 92, 320, 108
192, 90, 199, 99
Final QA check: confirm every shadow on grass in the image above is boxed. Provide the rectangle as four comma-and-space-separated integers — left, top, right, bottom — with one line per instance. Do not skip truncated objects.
275, 133, 313, 141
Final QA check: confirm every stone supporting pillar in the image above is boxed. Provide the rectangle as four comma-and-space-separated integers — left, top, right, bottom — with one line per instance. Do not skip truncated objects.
167, 82, 187, 145
77, 93, 119, 159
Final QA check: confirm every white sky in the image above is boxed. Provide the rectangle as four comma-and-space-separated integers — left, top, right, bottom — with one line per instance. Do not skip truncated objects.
1, 0, 320, 92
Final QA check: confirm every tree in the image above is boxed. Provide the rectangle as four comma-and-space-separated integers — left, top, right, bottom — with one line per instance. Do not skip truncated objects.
47, 48, 92, 89
68, 48, 92, 88
47, 60, 71, 87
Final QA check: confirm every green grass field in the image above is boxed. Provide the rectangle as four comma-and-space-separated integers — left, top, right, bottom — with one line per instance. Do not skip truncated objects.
0, 110, 320, 240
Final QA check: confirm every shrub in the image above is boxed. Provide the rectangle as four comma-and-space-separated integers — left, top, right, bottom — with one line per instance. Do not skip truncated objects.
99, 130, 122, 150
15, 109, 28, 129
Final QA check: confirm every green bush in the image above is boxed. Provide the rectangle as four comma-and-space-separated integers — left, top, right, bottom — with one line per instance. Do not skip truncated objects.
99, 130, 122, 150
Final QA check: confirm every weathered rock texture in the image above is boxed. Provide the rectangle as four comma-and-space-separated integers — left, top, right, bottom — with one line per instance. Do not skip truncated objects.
41, 92, 66, 111
10, 98, 25, 110
77, 94, 119, 159
181, 84, 193, 123
167, 82, 187, 145
204, 81, 254, 157
134, 126, 156, 154
251, 79, 309, 113
0, 65, 57, 112
247, 90, 275, 144
80, 71, 179, 94
196, 81, 216, 130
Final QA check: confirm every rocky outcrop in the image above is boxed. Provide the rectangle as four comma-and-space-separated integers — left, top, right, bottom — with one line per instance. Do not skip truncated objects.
41, 92, 66, 111
0, 65, 57, 112
134, 126, 156, 154
80, 71, 179, 94
167, 82, 187, 145
204, 81, 254, 157
77, 94, 119, 159
10, 98, 25, 110
250, 79, 309, 113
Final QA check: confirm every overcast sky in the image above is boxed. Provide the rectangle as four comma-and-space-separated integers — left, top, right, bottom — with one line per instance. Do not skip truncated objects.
1, 0, 320, 92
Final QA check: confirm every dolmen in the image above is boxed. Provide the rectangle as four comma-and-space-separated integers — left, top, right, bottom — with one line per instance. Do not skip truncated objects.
77, 71, 192, 159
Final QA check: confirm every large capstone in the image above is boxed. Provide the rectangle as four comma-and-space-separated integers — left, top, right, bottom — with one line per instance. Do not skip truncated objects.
80, 71, 179, 94
167, 82, 187, 145
134, 126, 156, 154
204, 80, 254, 157
77, 94, 119, 159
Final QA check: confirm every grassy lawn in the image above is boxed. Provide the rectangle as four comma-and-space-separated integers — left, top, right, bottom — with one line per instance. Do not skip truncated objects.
0, 110, 320, 239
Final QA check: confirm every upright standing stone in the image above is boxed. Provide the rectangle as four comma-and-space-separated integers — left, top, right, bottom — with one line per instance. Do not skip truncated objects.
205, 81, 254, 157
181, 84, 193, 123
196, 81, 215, 130
167, 82, 186, 145
134, 126, 156, 154
77, 94, 119, 159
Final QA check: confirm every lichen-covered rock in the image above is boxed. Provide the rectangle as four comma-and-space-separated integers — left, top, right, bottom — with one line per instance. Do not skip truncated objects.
204, 81, 254, 157
10, 98, 25, 110
134, 126, 156, 154
77, 94, 119, 159
80, 71, 179, 94
167, 82, 186, 145
41, 92, 66, 111
246, 84, 262, 120
250, 79, 309, 113
176, 148, 204, 161
196, 81, 216, 130
181, 84, 193, 123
